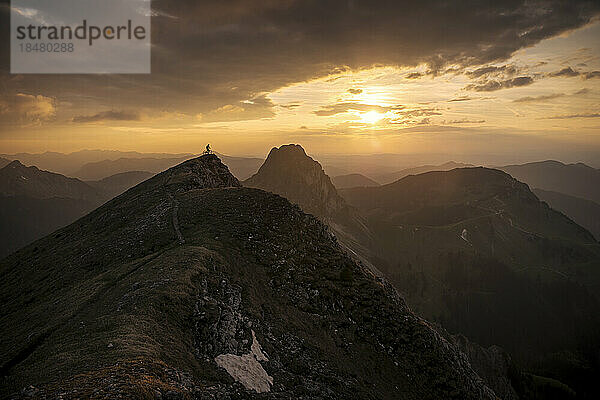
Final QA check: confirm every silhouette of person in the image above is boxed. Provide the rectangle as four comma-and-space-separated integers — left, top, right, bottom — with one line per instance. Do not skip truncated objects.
205, 144, 211, 154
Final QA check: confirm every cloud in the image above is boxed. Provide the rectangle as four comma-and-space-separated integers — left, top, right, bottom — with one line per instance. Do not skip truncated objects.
584, 71, 600, 79
279, 103, 301, 109
513, 93, 565, 103
313, 102, 403, 116
546, 67, 600, 79
447, 96, 493, 102
1, 1, 598, 120
465, 64, 518, 78
548, 66, 581, 77
200, 94, 276, 123
405, 72, 423, 79
466, 76, 534, 92
545, 113, 600, 119
442, 119, 486, 124
72, 110, 140, 123
0, 93, 56, 125
347, 88, 363, 94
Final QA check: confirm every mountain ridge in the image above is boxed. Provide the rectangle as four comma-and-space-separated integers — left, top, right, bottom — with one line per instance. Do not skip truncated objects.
0, 154, 496, 399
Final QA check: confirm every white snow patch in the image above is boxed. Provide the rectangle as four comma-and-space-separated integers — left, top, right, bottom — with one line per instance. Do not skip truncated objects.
215, 330, 273, 393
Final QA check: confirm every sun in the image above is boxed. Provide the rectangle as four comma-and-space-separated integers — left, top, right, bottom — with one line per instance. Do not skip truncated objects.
361, 110, 385, 124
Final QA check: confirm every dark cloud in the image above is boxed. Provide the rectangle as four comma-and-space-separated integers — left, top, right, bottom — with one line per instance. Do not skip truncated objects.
545, 113, 600, 119
584, 71, 600, 79
405, 72, 423, 79
513, 93, 565, 102
546, 67, 600, 79
465, 64, 518, 78
279, 103, 301, 109
548, 66, 580, 77
72, 111, 140, 123
447, 96, 493, 102
466, 76, 534, 92
347, 88, 363, 94
1, 0, 599, 121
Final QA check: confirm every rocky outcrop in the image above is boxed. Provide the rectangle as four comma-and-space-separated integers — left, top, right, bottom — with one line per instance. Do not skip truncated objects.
141, 154, 241, 193
245, 144, 346, 220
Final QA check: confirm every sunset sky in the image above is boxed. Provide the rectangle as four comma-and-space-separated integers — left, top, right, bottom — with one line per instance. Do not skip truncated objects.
1, 1, 599, 164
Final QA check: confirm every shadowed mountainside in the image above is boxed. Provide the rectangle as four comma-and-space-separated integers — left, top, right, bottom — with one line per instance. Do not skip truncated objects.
87, 171, 155, 199
340, 167, 600, 397
534, 188, 600, 242
0, 161, 105, 258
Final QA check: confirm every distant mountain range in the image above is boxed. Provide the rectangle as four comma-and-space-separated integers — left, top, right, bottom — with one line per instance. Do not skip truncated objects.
0, 161, 104, 257
373, 161, 474, 185
0, 154, 496, 399
499, 160, 600, 204
1, 150, 264, 182
332, 173, 380, 189
0, 150, 193, 176
0, 163, 154, 257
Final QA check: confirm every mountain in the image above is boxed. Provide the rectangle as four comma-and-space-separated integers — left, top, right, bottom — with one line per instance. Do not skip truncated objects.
0, 154, 495, 399
340, 167, 600, 396
373, 161, 474, 185
72, 157, 192, 180
332, 173, 380, 189
499, 160, 600, 204
0, 150, 193, 176
534, 188, 600, 241
245, 145, 347, 220
243, 145, 380, 277
0, 160, 101, 201
88, 171, 155, 199
72, 153, 263, 181
0, 161, 105, 258
0, 157, 11, 169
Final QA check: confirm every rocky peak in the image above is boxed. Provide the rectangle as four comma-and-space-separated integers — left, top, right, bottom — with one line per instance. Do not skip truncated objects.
141, 154, 240, 193
5, 160, 26, 169
244, 144, 346, 219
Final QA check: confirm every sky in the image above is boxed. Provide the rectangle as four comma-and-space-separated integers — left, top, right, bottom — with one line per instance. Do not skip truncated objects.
0, 0, 599, 164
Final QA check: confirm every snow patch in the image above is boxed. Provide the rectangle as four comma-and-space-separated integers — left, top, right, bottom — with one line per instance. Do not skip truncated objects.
215, 330, 273, 393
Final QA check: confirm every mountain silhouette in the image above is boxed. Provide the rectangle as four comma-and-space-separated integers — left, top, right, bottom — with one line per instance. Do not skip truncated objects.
0, 161, 105, 257
0, 154, 495, 399
332, 173, 380, 189
499, 160, 600, 203
373, 161, 474, 185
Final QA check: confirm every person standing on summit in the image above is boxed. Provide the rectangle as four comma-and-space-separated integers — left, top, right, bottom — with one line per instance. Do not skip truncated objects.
204, 144, 211, 154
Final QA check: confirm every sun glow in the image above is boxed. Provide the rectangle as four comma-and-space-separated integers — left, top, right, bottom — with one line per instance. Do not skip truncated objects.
360, 110, 385, 124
